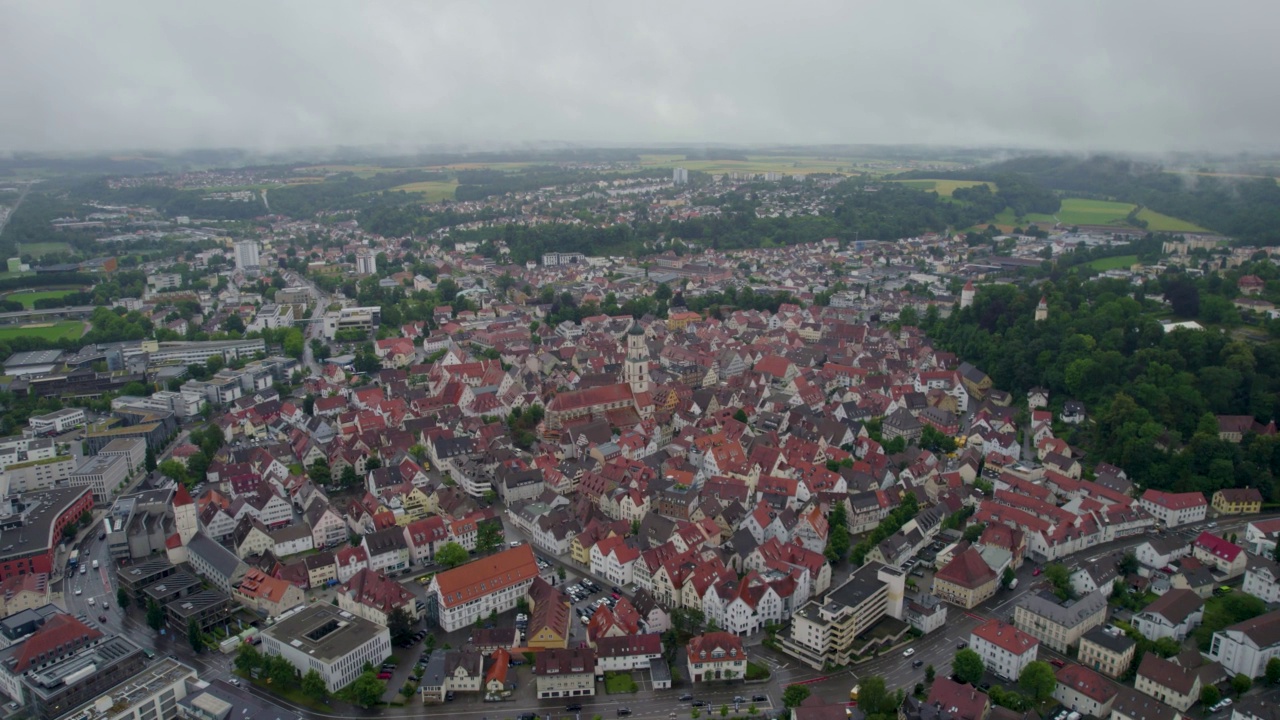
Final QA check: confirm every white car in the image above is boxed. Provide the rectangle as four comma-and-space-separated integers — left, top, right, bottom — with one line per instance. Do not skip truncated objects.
902, 648, 915, 658
75, 587, 82, 596
1211, 699, 1233, 712
88, 597, 95, 606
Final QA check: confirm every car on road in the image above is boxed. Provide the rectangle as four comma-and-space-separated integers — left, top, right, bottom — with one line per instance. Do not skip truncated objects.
80, 566, 86, 575
1210, 699, 1232, 712
912, 660, 924, 668
1049, 658, 1066, 668
230, 678, 240, 687
75, 587, 82, 595
902, 648, 915, 657
679, 694, 694, 702
377, 672, 392, 680
956, 641, 967, 649
734, 696, 747, 703
618, 709, 632, 716
87, 597, 94, 606
752, 695, 767, 703
98, 615, 106, 622
566, 704, 583, 712
1032, 567, 1042, 576
692, 701, 707, 707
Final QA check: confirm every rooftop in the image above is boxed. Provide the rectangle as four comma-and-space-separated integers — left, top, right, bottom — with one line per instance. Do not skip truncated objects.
262, 604, 387, 662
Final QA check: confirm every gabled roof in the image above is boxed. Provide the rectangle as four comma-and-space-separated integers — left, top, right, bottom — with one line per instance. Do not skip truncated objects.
9, 614, 102, 673
432, 544, 538, 609
971, 619, 1037, 656
935, 547, 997, 589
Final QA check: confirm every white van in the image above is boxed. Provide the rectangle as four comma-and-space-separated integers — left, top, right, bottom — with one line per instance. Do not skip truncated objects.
92, 559, 99, 569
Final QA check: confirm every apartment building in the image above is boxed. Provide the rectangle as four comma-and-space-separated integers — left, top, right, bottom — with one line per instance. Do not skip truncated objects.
1133, 589, 1203, 642
1208, 609, 1280, 679
1078, 626, 1137, 679
534, 647, 597, 699
969, 619, 1039, 681
1139, 490, 1207, 528
779, 562, 905, 669
426, 544, 539, 631
1013, 590, 1107, 653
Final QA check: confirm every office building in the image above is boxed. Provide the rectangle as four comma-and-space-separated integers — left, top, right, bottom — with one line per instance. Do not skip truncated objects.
69, 454, 130, 504
259, 604, 391, 693
0, 487, 94, 581
673, 167, 689, 185
779, 562, 906, 669
233, 240, 260, 272
28, 408, 86, 435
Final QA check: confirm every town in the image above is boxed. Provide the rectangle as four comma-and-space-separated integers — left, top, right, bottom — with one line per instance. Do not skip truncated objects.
0, 155, 1276, 720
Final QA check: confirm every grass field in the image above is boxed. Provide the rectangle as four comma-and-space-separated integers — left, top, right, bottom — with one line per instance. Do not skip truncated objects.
890, 179, 996, 197
5, 289, 78, 309
0, 321, 85, 341
390, 180, 459, 201
17, 242, 72, 257
636, 154, 863, 176
989, 198, 1210, 233
1087, 255, 1140, 271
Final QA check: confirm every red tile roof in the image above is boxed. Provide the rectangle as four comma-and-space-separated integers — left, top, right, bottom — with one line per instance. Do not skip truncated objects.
926, 677, 989, 720
1056, 664, 1118, 703
687, 631, 745, 662
936, 547, 997, 589
1141, 489, 1206, 510
971, 619, 1038, 656
1193, 532, 1243, 562
12, 614, 103, 673
432, 544, 538, 609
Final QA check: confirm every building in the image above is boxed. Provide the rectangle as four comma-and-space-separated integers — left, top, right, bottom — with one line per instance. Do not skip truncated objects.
1191, 532, 1247, 577
2, 350, 64, 379
1013, 590, 1107, 653
1135, 536, 1191, 571
903, 594, 949, 635
544, 383, 640, 432
1231, 697, 1280, 720
1134, 653, 1199, 712
426, 544, 539, 631
542, 252, 585, 267
925, 677, 990, 720
1245, 518, 1280, 556
234, 239, 260, 271
1110, 686, 1182, 720
149, 339, 266, 366
355, 249, 377, 276
98, 436, 148, 475
1078, 626, 1137, 679
338, 568, 418, 627
1139, 490, 1207, 528
534, 647, 597, 699
1133, 589, 1204, 642
595, 634, 663, 672
186, 533, 249, 595
673, 167, 689, 185
933, 547, 999, 609
0, 575, 51, 620
233, 568, 305, 618
1208, 608, 1280, 679
68, 453, 130, 503
61, 655, 197, 720
1242, 556, 1280, 604
1211, 489, 1263, 516
322, 306, 382, 339
969, 619, 1039, 681
0, 455, 75, 493
0, 487, 94, 582
779, 562, 906, 669
1053, 664, 1118, 718
28, 408, 86, 435
259, 604, 392, 693
686, 632, 747, 683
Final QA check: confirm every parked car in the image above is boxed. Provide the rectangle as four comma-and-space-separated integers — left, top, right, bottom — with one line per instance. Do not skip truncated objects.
679, 694, 694, 702
75, 587, 82, 596
692, 701, 707, 707
1032, 567, 1042, 576
566, 704, 583, 712
88, 597, 94, 606
1210, 699, 1233, 712
1049, 658, 1066, 668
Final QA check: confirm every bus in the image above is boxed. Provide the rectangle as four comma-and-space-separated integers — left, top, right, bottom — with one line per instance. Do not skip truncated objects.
68, 549, 80, 567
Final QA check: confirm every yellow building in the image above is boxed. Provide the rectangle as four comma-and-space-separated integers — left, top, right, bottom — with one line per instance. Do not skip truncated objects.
933, 547, 998, 610
1211, 488, 1262, 516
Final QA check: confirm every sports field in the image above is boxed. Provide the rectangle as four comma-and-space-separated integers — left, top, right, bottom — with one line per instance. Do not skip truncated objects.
17, 242, 72, 257
390, 180, 459, 201
1087, 255, 1140, 271
890, 179, 995, 197
990, 198, 1209, 233
5, 289, 78, 309
0, 321, 85, 341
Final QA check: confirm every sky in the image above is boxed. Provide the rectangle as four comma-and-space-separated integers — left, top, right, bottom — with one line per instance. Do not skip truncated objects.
0, 1, 1273, 155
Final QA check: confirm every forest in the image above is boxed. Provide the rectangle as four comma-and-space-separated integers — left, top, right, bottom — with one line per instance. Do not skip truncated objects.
924, 264, 1280, 501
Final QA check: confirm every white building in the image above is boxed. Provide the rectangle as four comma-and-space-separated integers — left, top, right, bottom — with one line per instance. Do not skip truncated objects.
1241, 558, 1280, 604
1209, 609, 1280, 679
969, 619, 1039, 681
69, 454, 130, 503
28, 408, 86, 435
322, 306, 382, 339
0, 455, 75, 494
234, 239, 261, 271
673, 167, 689, 185
427, 545, 539, 631
1139, 490, 1207, 528
260, 604, 391, 693
355, 249, 377, 276
1133, 589, 1204, 642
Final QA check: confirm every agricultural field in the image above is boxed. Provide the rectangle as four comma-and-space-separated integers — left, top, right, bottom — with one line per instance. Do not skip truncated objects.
889, 179, 995, 197
1087, 255, 1140, 271
17, 241, 72, 257
390, 180, 459, 202
5, 289, 79, 309
636, 154, 860, 176
0, 321, 85, 341
989, 198, 1209, 233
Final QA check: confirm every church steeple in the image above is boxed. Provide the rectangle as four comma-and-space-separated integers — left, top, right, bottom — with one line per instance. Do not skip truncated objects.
1035, 296, 1048, 322
624, 322, 650, 394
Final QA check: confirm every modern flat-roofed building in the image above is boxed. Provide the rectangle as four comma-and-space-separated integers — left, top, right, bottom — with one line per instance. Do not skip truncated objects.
98, 436, 147, 474
0, 487, 94, 581
69, 453, 130, 503
1, 350, 64, 378
322, 306, 382, 340
16, 627, 148, 720
61, 655, 197, 720
779, 562, 906, 669
0, 455, 75, 493
28, 408, 86, 435
259, 604, 391, 693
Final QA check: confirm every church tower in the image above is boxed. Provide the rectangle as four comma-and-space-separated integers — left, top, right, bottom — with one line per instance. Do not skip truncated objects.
1035, 296, 1048, 322
624, 323, 650, 394
960, 280, 975, 309
173, 483, 197, 545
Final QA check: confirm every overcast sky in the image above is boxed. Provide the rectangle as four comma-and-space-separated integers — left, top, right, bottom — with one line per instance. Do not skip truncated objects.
0, 1, 1272, 155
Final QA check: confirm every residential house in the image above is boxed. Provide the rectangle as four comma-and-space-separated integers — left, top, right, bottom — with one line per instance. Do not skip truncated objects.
686, 632, 748, 683
1054, 664, 1118, 718
1139, 490, 1207, 528
1211, 489, 1263, 516
1133, 589, 1204, 642
970, 619, 1039, 681
534, 647, 596, 699
1078, 626, 1137, 679
1013, 590, 1107, 653
234, 568, 305, 618
1191, 533, 1247, 578
338, 568, 419, 627
1208, 608, 1280, 680
933, 547, 999, 609
1134, 653, 1199, 712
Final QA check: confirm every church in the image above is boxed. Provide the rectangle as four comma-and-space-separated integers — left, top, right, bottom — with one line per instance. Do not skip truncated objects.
544, 323, 654, 432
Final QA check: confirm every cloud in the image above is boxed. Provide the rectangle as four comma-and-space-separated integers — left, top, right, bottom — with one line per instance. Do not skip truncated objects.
0, 0, 1274, 154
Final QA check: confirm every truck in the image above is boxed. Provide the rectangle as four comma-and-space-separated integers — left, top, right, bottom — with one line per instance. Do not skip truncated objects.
68, 550, 79, 567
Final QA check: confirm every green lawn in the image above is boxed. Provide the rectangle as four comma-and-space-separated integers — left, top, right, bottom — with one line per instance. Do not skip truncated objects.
1087, 255, 1140, 271
0, 321, 86, 341
990, 198, 1209, 233
17, 242, 72, 257
890, 179, 996, 197
5, 289, 78, 309
604, 671, 639, 693
390, 180, 459, 202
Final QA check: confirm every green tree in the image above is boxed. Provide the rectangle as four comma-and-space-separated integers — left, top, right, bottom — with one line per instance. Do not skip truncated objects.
339, 464, 359, 489
158, 459, 189, 486
1231, 673, 1252, 696
1200, 684, 1221, 709
782, 684, 811, 708
1118, 552, 1139, 576
1153, 637, 1182, 657
308, 458, 331, 486
116, 587, 130, 610
145, 447, 157, 472
234, 644, 262, 675
302, 668, 327, 702
925, 665, 936, 683
146, 598, 165, 630
963, 523, 985, 543
825, 502, 851, 563
1044, 563, 1073, 601
187, 618, 204, 653
733, 409, 749, 424
858, 676, 889, 714
953, 649, 985, 685
436, 541, 469, 569
1002, 567, 1016, 588
266, 655, 295, 686
1266, 656, 1280, 685
387, 607, 414, 646
1195, 593, 1268, 650
350, 671, 386, 707
476, 521, 503, 553
1018, 661, 1057, 702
